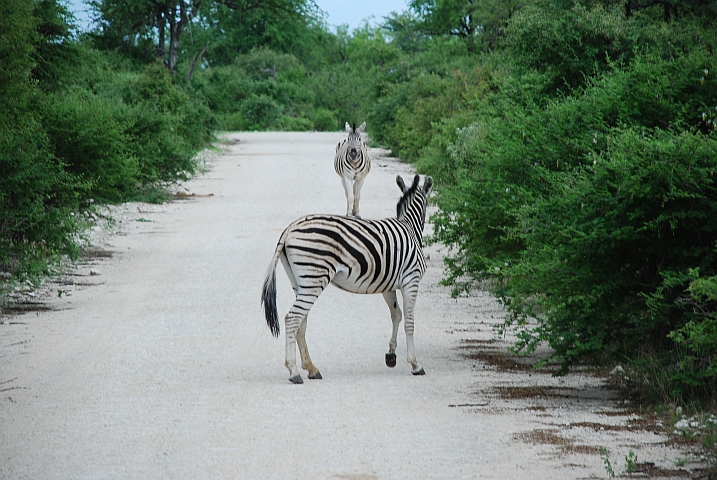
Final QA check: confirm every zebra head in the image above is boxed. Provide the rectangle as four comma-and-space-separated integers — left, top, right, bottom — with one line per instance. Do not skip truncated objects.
344, 121, 366, 161
396, 175, 434, 239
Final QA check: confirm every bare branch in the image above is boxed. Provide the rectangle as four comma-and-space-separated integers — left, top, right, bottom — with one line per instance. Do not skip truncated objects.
186, 41, 210, 83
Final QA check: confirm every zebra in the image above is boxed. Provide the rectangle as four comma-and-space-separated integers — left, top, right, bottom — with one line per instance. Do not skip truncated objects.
261, 174, 434, 384
335, 122, 371, 218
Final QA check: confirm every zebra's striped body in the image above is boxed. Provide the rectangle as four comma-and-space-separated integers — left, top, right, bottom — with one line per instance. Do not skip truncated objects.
335, 122, 371, 217
261, 175, 434, 384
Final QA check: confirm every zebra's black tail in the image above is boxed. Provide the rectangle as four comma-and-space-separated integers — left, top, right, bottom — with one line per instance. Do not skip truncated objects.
261, 246, 281, 337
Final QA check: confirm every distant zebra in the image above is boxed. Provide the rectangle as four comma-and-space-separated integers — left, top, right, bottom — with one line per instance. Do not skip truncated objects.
335, 122, 371, 218
261, 174, 434, 384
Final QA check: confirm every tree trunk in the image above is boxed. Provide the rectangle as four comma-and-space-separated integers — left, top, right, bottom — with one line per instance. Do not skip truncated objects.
156, 5, 166, 61
186, 42, 210, 83
166, 4, 180, 75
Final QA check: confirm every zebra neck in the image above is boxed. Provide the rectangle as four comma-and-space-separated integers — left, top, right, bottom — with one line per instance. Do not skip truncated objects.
398, 217, 424, 245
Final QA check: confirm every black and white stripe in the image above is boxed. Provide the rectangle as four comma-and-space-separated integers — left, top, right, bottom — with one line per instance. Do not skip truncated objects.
334, 122, 371, 217
261, 174, 434, 384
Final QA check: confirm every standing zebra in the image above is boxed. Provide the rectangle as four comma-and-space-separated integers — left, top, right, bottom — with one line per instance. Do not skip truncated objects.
335, 122, 370, 218
261, 174, 434, 384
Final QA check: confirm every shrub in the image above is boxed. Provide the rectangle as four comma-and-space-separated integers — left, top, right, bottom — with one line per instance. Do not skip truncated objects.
310, 108, 337, 131
278, 115, 313, 131
668, 267, 717, 395
40, 87, 139, 202
504, 4, 634, 96
0, 0, 86, 279
0, 117, 85, 278
240, 94, 282, 129
495, 128, 717, 373
423, 11, 717, 390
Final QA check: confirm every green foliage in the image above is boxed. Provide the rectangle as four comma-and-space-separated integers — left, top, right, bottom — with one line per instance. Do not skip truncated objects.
31, 0, 79, 90
240, 94, 282, 129
40, 86, 139, 202
404, 0, 717, 399
0, 0, 38, 117
409, 0, 525, 51
366, 36, 474, 157
193, 0, 328, 68
1, 0, 215, 282
278, 115, 313, 131
310, 108, 337, 131
0, 115, 86, 278
188, 48, 322, 131
668, 267, 717, 390
504, 3, 635, 95
0, 0, 85, 278
492, 128, 717, 371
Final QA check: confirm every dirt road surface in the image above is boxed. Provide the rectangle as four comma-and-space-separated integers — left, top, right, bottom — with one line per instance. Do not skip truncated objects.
1, 132, 703, 479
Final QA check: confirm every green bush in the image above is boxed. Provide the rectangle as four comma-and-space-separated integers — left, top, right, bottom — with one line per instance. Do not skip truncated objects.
504, 4, 634, 96
668, 267, 717, 395
40, 87, 139, 202
0, 0, 86, 279
217, 112, 250, 131
0, 117, 85, 278
418, 8, 717, 396
495, 128, 717, 371
189, 64, 251, 115
310, 108, 338, 131
240, 94, 282, 129
278, 115, 313, 131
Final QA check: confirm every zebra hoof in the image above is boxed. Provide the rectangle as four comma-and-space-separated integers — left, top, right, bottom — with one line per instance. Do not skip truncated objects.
289, 374, 304, 384
308, 371, 323, 380
412, 368, 426, 376
385, 353, 397, 368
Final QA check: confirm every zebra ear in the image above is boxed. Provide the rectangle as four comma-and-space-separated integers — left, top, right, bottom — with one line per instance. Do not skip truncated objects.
345, 122, 351, 132
423, 176, 434, 195
357, 122, 366, 133
396, 175, 406, 192
411, 175, 420, 191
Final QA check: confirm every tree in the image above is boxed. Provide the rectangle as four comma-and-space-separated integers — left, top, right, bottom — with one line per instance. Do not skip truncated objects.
409, 0, 526, 50
89, 0, 321, 75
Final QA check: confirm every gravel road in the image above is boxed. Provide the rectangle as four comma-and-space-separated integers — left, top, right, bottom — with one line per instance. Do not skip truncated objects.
0, 132, 703, 479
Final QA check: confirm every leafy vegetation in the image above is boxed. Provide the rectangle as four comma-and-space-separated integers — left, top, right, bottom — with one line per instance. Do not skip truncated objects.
0, 0, 214, 282
417, 5, 717, 404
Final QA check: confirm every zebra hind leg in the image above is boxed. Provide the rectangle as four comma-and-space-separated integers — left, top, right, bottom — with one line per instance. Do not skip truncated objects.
381, 291, 403, 368
284, 285, 327, 384
283, 310, 305, 384
297, 316, 322, 379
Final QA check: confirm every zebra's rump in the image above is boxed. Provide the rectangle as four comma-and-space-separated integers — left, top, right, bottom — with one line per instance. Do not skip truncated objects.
282, 214, 424, 295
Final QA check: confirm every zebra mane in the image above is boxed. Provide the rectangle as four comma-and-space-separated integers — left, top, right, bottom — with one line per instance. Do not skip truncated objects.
396, 175, 421, 220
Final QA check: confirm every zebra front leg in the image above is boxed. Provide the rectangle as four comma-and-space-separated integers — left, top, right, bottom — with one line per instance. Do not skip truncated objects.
401, 288, 425, 375
352, 175, 366, 218
341, 176, 355, 217
296, 316, 322, 379
382, 291, 402, 368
